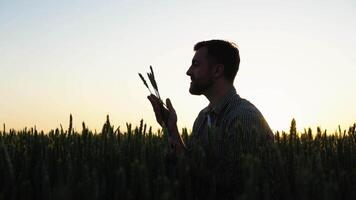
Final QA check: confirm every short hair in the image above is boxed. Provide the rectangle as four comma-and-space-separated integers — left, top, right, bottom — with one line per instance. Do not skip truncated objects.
194, 39, 240, 83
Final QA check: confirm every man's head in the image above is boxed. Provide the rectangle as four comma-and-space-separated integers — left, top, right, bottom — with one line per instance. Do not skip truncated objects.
186, 39, 240, 95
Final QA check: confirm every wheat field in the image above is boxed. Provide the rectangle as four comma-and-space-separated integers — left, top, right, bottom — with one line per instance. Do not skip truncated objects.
1, 116, 355, 200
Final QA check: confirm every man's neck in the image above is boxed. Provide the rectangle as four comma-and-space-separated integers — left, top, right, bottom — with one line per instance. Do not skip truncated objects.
204, 81, 233, 109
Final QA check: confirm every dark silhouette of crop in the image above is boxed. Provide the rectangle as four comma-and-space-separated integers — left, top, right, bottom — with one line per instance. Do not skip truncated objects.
0, 117, 355, 200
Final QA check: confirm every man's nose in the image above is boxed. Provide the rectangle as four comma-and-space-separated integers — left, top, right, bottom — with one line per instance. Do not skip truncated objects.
186, 66, 192, 76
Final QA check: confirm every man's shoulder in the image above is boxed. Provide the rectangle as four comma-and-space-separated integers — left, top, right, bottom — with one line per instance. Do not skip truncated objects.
225, 94, 261, 117
226, 95, 273, 137
237, 99, 262, 115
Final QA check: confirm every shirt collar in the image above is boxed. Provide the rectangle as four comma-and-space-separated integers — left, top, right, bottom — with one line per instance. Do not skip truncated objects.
202, 86, 239, 115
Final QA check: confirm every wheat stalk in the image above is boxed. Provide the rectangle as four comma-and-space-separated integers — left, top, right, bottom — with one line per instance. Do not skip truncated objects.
139, 66, 166, 107
138, 73, 153, 95
149, 65, 162, 100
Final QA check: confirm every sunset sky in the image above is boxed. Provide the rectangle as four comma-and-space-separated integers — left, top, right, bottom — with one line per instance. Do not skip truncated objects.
1, 0, 355, 133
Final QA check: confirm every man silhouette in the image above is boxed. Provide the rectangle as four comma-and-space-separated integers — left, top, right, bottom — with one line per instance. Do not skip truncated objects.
148, 39, 273, 154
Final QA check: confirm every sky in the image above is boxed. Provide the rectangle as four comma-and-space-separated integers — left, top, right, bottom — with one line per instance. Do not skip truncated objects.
0, 0, 355, 134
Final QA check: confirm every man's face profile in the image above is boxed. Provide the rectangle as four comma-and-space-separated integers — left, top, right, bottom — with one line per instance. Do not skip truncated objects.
186, 47, 214, 95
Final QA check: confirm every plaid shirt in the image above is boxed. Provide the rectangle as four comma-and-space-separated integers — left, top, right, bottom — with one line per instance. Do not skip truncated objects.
191, 86, 273, 146
180, 86, 274, 190
163, 86, 274, 190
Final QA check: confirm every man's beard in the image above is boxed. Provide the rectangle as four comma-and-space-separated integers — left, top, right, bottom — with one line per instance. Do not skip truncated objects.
189, 77, 214, 95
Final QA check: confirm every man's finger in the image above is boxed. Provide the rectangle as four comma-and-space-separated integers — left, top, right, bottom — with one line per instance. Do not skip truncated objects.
166, 98, 175, 113
149, 95, 162, 106
148, 95, 163, 123
148, 97, 160, 113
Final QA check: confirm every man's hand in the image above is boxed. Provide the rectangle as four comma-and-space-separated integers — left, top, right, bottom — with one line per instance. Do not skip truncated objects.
147, 95, 185, 152
147, 95, 177, 129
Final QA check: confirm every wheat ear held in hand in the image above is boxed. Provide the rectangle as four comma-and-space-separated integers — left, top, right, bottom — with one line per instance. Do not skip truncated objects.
149, 65, 162, 101
138, 73, 153, 95
139, 65, 166, 107
147, 66, 162, 102
146, 66, 170, 139
138, 66, 170, 134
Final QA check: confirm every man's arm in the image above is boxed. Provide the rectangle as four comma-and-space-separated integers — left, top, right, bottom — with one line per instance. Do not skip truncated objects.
166, 123, 186, 154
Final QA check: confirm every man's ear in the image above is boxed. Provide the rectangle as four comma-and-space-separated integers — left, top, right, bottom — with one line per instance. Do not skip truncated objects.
212, 64, 224, 78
